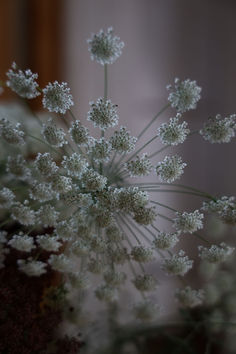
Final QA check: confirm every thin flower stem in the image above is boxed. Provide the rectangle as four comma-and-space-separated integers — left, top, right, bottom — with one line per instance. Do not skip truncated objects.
137, 103, 170, 140
140, 188, 207, 198
147, 144, 170, 159
151, 224, 160, 233
0, 218, 12, 228
26, 133, 63, 157
118, 214, 141, 245
150, 200, 177, 212
69, 109, 77, 122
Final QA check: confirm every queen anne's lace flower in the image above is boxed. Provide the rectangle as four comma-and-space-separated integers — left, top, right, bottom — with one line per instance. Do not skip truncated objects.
6, 155, 31, 180
156, 155, 187, 183
173, 210, 204, 233
11, 202, 36, 226
132, 299, 159, 322
36, 204, 59, 227
198, 243, 234, 263
175, 286, 205, 308
167, 78, 201, 113
0, 187, 15, 208
82, 169, 107, 191
36, 234, 62, 252
87, 258, 105, 274
103, 269, 126, 287
95, 284, 118, 302
51, 175, 72, 193
158, 115, 190, 145
48, 254, 73, 273
200, 114, 236, 143
202, 196, 236, 225
6, 62, 40, 99
133, 274, 157, 292
110, 126, 137, 154
35, 152, 58, 176
88, 98, 118, 130
29, 181, 57, 202
105, 224, 124, 242
17, 258, 47, 276
162, 250, 193, 276
87, 27, 124, 65
0, 118, 25, 145
71, 239, 91, 256
89, 138, 112, 162
55, 220, 76, 241
131, 245, 153, 263
133, 206, 156, 225
8, 233, 35, 252
42, 81, 74, 114
69, 120, 90, 146
62, 153, 88, 177
153, 231, 179, 250
108, 246, 129, 265
125, 154, 153, 177
42, 118, 67, 147
68, 272, 90, 289
116, 187, 148, 213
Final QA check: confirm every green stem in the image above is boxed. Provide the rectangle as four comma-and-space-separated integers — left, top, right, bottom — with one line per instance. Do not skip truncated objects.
148, 144, 170, 159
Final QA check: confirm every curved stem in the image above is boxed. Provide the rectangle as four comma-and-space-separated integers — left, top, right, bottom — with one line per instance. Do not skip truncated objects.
26, 134, 63, 157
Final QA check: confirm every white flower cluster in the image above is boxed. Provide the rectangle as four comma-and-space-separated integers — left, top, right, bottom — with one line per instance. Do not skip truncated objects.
125, 154, 153, 177
202, 196, 236, 225
173, 210, 204, 233
158, 115, 190, 146
175, 286, 205, 308
153, 231, 179, 250
88, 98, 118, 130
156, 155, 187, 183
200, 114, 236, 143
0, 118, 25, 145
162, 250, 193, 276
87, 27, 124, 65
199, 243, 234, 263
42, 81, 74, 114
110, 126, 137, 154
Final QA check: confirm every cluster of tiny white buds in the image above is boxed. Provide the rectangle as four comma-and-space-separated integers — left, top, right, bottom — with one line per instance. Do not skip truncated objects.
87, 98, 118, 130
71, 239, 91, 256
36, 204, 59, 227
198, 243, 234, 263
133, 274, 158, 292
89, 137, 112, 162
175, 286, 205, 308
116, 187, 148, 213
167, 78, 201, 113
48, 254, 73, 273
152, 231, 180, 250
87, 27, 124, 65
90, 234, 108, 252
55, 220, 76, 241
62, 153, 88, 177
157, 115, 190, 146
87, 257, 105, 274
202, 196, 236, 225
42, 81, 74, 114
11, 201, 36, 226
200, 114, 236, 144
51, 175, 72, 193
29, 181, 58, 202
156, 155, 187, 183
131, 245, 153, 263
17, 258, 47, 277
133, 206, 157, 225
162, 250, 193, 276
36, 234, 62, 252
95, 284, 118, 303
125, 153, 153, 177
0, 187, 15, 208
173, 210, 204, 233
6, 155, 31, 180
35, 152, 58, 176
132, 299, 159, 322
8, 233, 35, 252
82, 169, 107, 191
105, 224, 124, 242
68, 272, 90, 290
41, 118, 67, 147
61, 189, 92, 208
110, 126, 137, 154
107, 246, 129, 265
6, 62, 40, 99
103, 269, 126, 287
69, 120, 90, 146
0, 118, 25, 145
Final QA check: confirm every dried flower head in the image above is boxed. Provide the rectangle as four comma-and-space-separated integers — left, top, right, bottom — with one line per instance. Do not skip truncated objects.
110, 126, 137, 154
42, 81, 74, 114
88, 98, 118, 130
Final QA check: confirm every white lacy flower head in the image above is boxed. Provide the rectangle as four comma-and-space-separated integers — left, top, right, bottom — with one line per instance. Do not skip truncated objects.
110, 126, 137, 154
35, 152, 58, 176
55, 219, 76, 241
36, 204, 59, 227
82, 169, 107, 191
87, 27, 124, 65
29, 181, 58, 202
36, 234, 62, 252
87, 257, 105, 274
17, 258, 47, 277
105, 224, 124, 242
131, 245, 154, 263
11, 201, 36, 226
167, 78, 201, 113
95, 284, 118, 302
6, 62, 40, 99
6, 155, 31, 180
156, 155, 187, 183
87, 97, 119, 130
88, 137, 112, 163
175, 286, 205, 308
157, 115, 190, 146
42, 81, 74, 114
200, 114, 236, 143
69, 120, 90, 146
51, 175, 72, 193
133, 274, 158, 292
125, 153, 153, 177
198, 243, 234, 263
71, 239, 91, 256
0, 118, 25, 145
173, 210, 204, 233
62, 153, 88, 177
68, 272, 90, 290
133, 206, 157, 225
162, 250, 193, 276
153, 231, 180, 250
103, 269, 126, 287
116, 187, 149, 213
202, 196, 236, 225
48, 254, 73, 273
132, 299, 159, 322
8, 233, 35, 252
41, 118, 67, 147
0, 187, 15, 208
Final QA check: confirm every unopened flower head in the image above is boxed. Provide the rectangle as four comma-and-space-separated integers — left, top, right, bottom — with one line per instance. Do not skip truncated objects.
0, 118, 25, 145
87, 27, 124, 65
153, 231, 179, 250
62, 153, 88, 177
69, 120, 90, 146
167, 78, 201, 113
158, 115, 190, 146
8, 233, 35, 252
156, 155, 187, 183
200, 114, 236, 144
88, 98, 118, 130
125, 153, 153, 177
162, 250, 193, 276
42, 81, 74, 114
132, 299, 159, 322
17, 258, 47, 277
133, 274, 157, 292
202, 196, 236, 225
110, 126, 137, 154
173, 210, 204, 234
42, 118, 67, 147
6, 62, 40, 99
175, 286, 205, 308
199, 243, 234, 263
